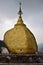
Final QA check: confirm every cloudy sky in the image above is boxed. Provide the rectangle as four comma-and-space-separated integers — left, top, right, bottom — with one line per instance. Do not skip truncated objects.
0, 0, 43, 44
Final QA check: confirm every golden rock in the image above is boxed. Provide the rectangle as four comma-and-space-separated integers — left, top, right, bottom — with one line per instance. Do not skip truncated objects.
4, 3, 38, 54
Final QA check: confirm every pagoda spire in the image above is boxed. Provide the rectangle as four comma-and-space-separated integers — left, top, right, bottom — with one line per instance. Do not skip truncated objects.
17, 2, 24, 24
18, 2, 23, 17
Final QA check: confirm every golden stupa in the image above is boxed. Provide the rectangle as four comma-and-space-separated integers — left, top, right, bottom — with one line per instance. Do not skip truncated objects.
4, 3, 38, 54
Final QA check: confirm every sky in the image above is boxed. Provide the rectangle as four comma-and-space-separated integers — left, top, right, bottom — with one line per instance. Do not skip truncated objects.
0, 0, 43, 44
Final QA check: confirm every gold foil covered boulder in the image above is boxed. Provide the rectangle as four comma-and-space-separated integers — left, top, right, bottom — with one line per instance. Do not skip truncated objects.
4, 3, 38, 54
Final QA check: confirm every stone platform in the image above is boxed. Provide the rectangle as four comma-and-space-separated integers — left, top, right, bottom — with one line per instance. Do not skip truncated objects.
0, 63, 43, 65
0, 54, 43, 64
